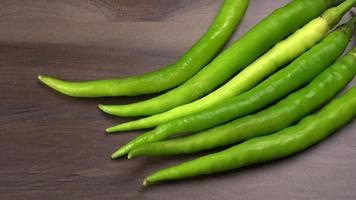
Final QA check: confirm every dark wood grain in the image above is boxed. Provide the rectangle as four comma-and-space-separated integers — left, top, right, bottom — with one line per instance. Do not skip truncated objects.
0, 1, 355, 199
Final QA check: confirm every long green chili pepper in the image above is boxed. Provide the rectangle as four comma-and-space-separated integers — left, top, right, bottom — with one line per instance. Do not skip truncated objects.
38, 0, 249, 97
107, 1, 354, 131
129, 48, 356, 158
99, 0, 345, 116
143, 86, 356, 185
111, 18, 354, 159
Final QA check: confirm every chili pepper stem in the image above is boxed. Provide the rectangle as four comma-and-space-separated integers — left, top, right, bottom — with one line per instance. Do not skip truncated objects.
322, 0, 356, 27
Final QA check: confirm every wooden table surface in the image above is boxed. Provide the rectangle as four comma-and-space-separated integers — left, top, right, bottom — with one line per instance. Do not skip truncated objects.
1, 0, 355, 199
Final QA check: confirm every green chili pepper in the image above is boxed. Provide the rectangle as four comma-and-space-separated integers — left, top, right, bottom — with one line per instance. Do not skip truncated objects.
111, 17, 354, 159
106, 0, 355, 130
143, 86, 356, 185
128, 48, 356, 158
99, 0, 345, 116
38, 0, 249, 97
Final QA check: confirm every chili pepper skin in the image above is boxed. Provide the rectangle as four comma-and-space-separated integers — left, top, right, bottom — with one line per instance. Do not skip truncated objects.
38, 0, 249, 97
110, 18, 354, 159
143, 86, 356, 186
110, 23, 331, 131
129, 48, 356, 158
99, 0, 345, 116
107, 2, 355, 132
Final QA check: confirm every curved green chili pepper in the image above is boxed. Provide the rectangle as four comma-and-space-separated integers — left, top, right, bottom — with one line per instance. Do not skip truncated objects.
128, 47, 356, 158
38, 0, 249, 97
111, 18, 354, 159
107, 1, 355, 131
143, 86, 356, 185
99, 0, 345, 116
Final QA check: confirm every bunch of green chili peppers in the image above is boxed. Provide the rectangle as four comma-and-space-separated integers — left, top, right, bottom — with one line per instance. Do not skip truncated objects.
39, 0, 356, 186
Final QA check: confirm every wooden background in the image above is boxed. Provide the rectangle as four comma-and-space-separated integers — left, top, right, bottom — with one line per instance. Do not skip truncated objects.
0, 0, 355, 199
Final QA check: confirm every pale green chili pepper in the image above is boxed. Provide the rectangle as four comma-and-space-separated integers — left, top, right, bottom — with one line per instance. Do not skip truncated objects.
99, 0, 345, 117
107, 1, 354, 131
111, 17, 354, 159
129, 48, 356, 158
